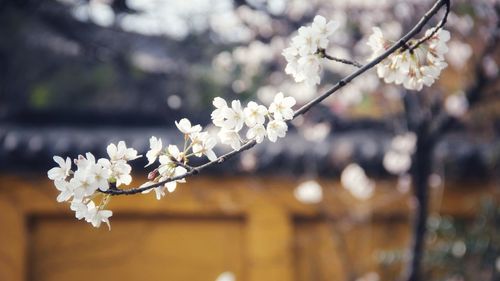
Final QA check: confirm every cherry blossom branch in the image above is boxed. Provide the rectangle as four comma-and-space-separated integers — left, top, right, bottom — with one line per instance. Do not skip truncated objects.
408, 0, 450, 52
430, 12, 499, 139
101, 0, 449, 196
102, 140, 258, 195
318, 49, 362, 68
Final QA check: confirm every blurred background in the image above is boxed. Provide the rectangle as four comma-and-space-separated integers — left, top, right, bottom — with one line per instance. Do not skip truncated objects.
0, 0, 499, 281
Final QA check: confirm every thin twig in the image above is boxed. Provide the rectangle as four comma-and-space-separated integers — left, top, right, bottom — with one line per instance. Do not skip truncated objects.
318, 49, 362, 68
101, 0, 448, 196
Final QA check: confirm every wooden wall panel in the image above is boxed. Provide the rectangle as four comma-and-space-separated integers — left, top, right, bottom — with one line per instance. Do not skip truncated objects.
30, 217, 244, 281
294, 219, 410, 281
0, 195, 26, 281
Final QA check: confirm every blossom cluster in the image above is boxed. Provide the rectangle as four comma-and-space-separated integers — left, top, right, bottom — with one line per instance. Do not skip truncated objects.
211, 92, 296, 149
368, 27, 450, 91
48, 91, 296, 228
140, 119, 217, 200
47, 141, 139, 229
282, 15, 339, 86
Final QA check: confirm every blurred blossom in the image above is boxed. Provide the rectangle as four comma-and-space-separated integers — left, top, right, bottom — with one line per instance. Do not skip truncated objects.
282, 82, 317, 104
445, 92, 469, 118
335, 0, 391, 8
267, 0, 286, 15
341, 163, 375, 200
210, 11, 253, 43
88, 0, 114, 27
213, 51, 234, 72
451, 240, 467, 258
131, 52, 171, 73
394, 2, 412, 20
496, 257, 500, 272
257, 85, 279, 105
287, 0, 315, 20
294, 180, 323, 204
71, 1, 115, 27
237, 6, 273, 37
482, 56, 499, 78
428, 173, 442, 189
397, 174, 412, 193
333, 73, 379, 110
215, 272, 235, 281
302, 122, 331, 142
448, 13, 474, 35
384, 150, 412, 175
445, 275, 464, 281
391, 133, 416, 153
381, 21, 403, 39
167, 95, 182, 110
383, 133, 416, 175
446, 41, 472, 69
355, 272, 380, 281
240, 152, 258, 172
257, 82, 316, 105
233, 41, 274, 77
123, 0, 249, 41
383, 85, 402, 101
232, 80, 248, 93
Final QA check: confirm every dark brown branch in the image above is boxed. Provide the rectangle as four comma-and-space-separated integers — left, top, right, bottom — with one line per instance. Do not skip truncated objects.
102, 140, 257, 195
408, 0, 450, 52
101, 0, 449, 196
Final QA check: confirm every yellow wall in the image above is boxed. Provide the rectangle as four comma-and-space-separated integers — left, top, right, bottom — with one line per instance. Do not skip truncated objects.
0, 174, 496, 281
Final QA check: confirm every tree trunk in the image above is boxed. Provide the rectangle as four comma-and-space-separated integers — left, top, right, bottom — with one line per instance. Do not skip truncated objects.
406, 123, 433, 281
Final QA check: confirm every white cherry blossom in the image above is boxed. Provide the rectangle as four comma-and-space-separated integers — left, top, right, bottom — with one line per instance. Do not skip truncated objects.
246, 124, 266, 143
244, 101, 268, 127
85, 201, 113, 230
367, 27, 450, 91
167, 144, 183, 162
107, 141, 140, 161
311, 15, 339, 45
267, 119, 288, 142
91, 162, 111, 191
211, 97, 228, 127
293, 26, 320, 57
54, 179, 74, 202
99, 158, 132, 187
48, 156, 72, 181
367, 27, 389, 59
145, 165, 188, 200
298, 54, 322, 85
221, 100, 245, 131
269, 92, 296, 120
175, 118, 202, 135
145, 136, 163, 167
192, 134, 217, 161
70, 201, 88, 220
218, 129, 242, 150
283, 16, 338, 86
